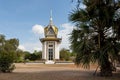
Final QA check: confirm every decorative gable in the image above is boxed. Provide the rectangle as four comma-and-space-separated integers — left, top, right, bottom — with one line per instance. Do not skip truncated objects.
47, 27, 55, 35
46, 27, 56, 37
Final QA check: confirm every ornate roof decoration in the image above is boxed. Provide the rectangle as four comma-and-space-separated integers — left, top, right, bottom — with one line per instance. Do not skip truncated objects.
44, 11, 58, 37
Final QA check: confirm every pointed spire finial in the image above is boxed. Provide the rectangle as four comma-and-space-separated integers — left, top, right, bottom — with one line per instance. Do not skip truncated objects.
50, 10, 52, 21
50, 10, 53, 25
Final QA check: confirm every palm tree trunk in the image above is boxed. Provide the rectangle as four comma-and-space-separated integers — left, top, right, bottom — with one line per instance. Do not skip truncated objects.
98, 32, 113, 77
100, 55, 112, 77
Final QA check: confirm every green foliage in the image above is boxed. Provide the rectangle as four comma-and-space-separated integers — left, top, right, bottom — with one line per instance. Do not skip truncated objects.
24, 51, 31, 60
32, 50, 42, 60
70, 52, 76, 57
29, 54, 38, 61
24, 51, 42, 61
15, 49, 25, 63
69, 0, 120, 76
0, 52, 15, 72
0, 34, 19, 73
60, 48, 70, 61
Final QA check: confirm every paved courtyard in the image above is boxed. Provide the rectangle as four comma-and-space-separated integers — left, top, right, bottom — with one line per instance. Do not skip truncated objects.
0, 63, 120, 80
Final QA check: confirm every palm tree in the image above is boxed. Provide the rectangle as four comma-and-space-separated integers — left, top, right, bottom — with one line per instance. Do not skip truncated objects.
69, 0, 120, 76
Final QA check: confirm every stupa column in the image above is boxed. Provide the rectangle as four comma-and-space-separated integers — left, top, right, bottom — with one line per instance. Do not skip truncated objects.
42, 41, 47, 59
55, 41, 59, 59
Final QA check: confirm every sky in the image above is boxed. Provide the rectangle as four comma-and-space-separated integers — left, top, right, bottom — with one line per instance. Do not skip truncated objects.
0, 0, 79, 52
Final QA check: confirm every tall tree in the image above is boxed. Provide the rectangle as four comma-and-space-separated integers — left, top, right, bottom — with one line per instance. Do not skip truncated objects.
69, 0, 120, 76
15, 49, 25, 62
0, 34, 19, 72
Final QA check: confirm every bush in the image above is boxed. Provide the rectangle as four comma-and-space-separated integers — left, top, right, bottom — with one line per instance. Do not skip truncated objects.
24, 51, 42, 61
60, 48, 70, 61
0, 52, 15, 73
0, 34, 18, 73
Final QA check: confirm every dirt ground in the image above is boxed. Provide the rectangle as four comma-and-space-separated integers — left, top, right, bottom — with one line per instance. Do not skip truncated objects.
0, 63, 120, 80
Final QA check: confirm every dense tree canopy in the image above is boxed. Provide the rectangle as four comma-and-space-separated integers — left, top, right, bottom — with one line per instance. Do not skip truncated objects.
24, 50, 42, 61
60, 48, 70, 61
69, 0, 120, 76
0, 34, 19, 72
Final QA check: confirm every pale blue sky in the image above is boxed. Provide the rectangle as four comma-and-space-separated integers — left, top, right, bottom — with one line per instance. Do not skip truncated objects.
0, 0, 78, 52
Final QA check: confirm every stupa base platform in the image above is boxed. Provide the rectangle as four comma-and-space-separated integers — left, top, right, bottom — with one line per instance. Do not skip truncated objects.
45, 60, 55, 64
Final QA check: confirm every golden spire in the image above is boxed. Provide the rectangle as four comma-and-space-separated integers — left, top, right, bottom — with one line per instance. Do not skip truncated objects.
44, 10, 58, 37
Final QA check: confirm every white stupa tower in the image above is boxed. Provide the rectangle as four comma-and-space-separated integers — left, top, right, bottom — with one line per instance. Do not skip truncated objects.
40, 12, 62, 64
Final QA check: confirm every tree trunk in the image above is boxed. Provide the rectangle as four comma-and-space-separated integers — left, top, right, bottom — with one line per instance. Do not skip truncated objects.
100, 59, 113, 77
